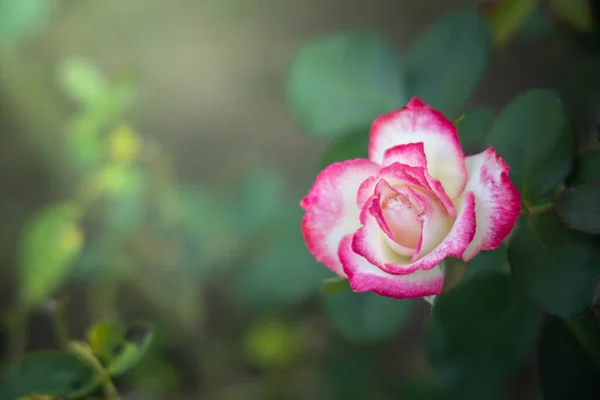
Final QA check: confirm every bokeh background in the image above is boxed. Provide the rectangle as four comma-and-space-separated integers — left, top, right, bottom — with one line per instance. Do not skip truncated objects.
2, 0, 600, 399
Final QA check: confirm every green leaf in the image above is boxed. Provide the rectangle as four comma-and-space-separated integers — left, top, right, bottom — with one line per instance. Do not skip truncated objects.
554, 183, 600, 235
548, 0, 593, 32
485, 89, 574, 203
487, 0, 537, 47
58, 58, 110, 106
405, 7, 492, 118
568, 150, 600, 186
0, 350, 100, 399
321, 277, 350, 294
64, 112, 106, 169
288, 29, 406, 139
456, 108, 494, 155
87, 321, 123, 363
508, 216, 600, 317
0, 0, 52, 48
425, 272, 538, 389
538, 315, 600, 400
106, 322, 154, 376
232, 201, 330, 309
322, 286, 414, 342
318, 128, 369, 170
18, 203, 83, 308
461, 244, 508, 283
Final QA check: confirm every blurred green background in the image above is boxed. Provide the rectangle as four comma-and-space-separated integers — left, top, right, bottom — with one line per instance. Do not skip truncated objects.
1, 0, 600, 399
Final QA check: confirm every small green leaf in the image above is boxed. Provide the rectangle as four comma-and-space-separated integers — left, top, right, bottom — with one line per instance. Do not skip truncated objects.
18, 203, 83, 308
554, 183, 600, 235
405, 7, 492, 118
106, 322, 154, 376
425, 272, 538, 389
321, 277, 350, 294
58, 58, 109, 106
538, 315, 600, 400
318, 128, 369, 170
487, 0, 537, 47
456, 108, 494, 155
568, 150, 600, 186
322, 286, 414, 342
548, 0, 594, 32
86, 321, 123, 363
288, 29, 406, 139
486, 89, 574, 203
0, 350, 100, 399
508, 216, 600, 317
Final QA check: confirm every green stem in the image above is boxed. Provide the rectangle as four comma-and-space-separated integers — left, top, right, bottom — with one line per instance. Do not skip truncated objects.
69, 342, 122, 400
47, 299, 70, 350
521, 202, 553, 216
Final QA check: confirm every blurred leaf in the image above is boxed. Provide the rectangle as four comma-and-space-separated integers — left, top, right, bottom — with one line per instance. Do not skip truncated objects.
106, 322, 154, 376
319, 128, 370, 170
486, 89, 574, 203
18, 203, 83, 308
70, 236, 127, 281
426, 272, 538, 389
232, 202, 330, 309
228, 169, 285, 237
405, 7, 491, 118
288, 29, 406, 139
243, 319, 299, 368
87, 321, 123, 363
0, 350, 99, 399
538, 315, 600, 400
106, 124, 141, 164
518, 6, 558, 38
329, 349, 377, 400
0, 0, 52, 48
486, 0, 537, 47
554, 183, 600, 235
548, 0, 593, 32
456, 108, 494, 155
568, 150, 600, 186
321, 277, 350, 294
58, 58, 109, 106
508, 216, 600, 317
127, 350, 180, 393
64, 113, 106, 169
322, 286, 414, 343
461, 244, 508, 283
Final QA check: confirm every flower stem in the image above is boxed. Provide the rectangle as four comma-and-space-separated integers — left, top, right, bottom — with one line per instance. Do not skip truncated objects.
521, 202, 553, 216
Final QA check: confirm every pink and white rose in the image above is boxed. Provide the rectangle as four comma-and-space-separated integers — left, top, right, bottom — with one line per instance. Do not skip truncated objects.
300, 98, 520, 299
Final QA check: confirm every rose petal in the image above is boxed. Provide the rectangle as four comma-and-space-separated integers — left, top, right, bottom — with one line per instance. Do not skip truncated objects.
340, 235, 445, 299
300, 159, 379, 277
351, 191, 476, 276
461, 147, 521, 261
382, 143, 455, 217
368, 97, 467, 199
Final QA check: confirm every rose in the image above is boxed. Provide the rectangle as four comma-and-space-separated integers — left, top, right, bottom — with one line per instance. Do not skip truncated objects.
300, 98, 520, 299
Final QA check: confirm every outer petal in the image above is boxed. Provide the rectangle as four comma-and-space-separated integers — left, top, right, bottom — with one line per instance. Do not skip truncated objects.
461, 147, 521, 261
368, 97, 467, 199
351, 192, 476, 275
339, 235, 444, 299
300, 159, 380, 276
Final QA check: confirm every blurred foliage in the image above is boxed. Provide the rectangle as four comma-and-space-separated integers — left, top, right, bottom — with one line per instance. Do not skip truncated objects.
2, 0, 600, 399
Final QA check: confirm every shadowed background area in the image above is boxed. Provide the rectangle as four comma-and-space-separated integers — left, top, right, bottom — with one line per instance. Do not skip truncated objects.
1, 0, 600, 399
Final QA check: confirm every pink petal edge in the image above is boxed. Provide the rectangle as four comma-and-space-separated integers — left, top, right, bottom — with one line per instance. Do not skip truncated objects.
300, 159, 380, 277
461, 147, 521, 261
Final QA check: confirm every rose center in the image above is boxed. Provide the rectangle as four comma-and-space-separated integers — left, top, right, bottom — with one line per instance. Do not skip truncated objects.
381, 193, 422, 249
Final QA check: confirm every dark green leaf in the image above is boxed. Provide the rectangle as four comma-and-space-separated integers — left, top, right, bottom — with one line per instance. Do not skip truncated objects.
322, 286, 414, 343
19, 203, 83, 308
318, 128, 369, 170
456, 108, 494, 155
508, 216, 600, 317
405, 7, 491, 118
486, 89, 574, 203
548, 0, 594, 32
0, 350, 99, 399
555, 183, 600, 235
487, 0, 537, 47
321, 277, 350, 294
538, 315, 600, 400
106, 322, 154, 376
568, 150, 600, 186
462, 244, 508, 283
426, 272, 538, 389
288, 29, 406, 139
